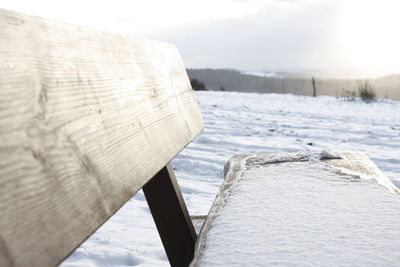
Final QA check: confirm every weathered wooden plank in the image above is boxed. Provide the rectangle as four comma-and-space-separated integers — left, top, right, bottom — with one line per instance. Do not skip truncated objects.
0, 9, 203, 267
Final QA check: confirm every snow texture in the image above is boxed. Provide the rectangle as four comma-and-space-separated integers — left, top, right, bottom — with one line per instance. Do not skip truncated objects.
61, 92, 400, 267
194, 154, 400, 266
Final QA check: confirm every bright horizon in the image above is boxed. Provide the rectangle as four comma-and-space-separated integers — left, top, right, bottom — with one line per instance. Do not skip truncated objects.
2, 0, 400, 79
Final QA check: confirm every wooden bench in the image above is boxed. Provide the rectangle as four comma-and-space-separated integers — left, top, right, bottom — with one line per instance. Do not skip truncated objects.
2, 9, 400, 267
0, 9, 202, 267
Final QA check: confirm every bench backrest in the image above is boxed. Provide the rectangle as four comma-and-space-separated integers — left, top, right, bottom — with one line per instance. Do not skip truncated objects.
0, 9, 203, 267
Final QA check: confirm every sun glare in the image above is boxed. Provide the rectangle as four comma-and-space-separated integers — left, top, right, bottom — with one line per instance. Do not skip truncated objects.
338, 0, 400, 77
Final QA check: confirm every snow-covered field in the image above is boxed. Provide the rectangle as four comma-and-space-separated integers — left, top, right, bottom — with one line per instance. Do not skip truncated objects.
62, 91, 400, 267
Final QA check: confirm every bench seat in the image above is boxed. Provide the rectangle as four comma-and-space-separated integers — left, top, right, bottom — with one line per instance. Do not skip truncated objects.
191, 152, 400, 266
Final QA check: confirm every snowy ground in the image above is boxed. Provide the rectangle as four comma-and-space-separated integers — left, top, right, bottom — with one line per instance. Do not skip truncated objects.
62, 91, 400, 267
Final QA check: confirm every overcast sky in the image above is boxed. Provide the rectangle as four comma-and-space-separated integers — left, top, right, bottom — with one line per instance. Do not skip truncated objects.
2, 0, 400, 78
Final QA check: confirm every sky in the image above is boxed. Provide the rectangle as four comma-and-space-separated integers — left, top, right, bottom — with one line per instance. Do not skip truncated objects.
2, 0, 400, 78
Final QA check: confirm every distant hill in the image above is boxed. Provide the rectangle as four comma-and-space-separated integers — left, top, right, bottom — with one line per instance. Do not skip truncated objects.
186, 68, 400, 100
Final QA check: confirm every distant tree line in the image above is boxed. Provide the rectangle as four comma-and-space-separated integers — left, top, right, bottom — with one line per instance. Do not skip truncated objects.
187, 68, 400, 100
190, 78, 207, 91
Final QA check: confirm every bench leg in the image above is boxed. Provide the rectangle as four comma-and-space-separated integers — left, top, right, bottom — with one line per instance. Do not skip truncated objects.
143, 163, 197, 267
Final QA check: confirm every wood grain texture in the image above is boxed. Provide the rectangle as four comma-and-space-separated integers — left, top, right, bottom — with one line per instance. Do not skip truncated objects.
0, 9, 203, 267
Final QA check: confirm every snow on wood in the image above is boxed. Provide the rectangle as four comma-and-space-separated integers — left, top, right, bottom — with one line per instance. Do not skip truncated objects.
0, 9, 202, 267
192, 152, 400, 266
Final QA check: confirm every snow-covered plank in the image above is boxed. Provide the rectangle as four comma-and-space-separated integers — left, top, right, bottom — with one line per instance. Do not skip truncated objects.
0, 9, 203, 267
192, 152, 400, 266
